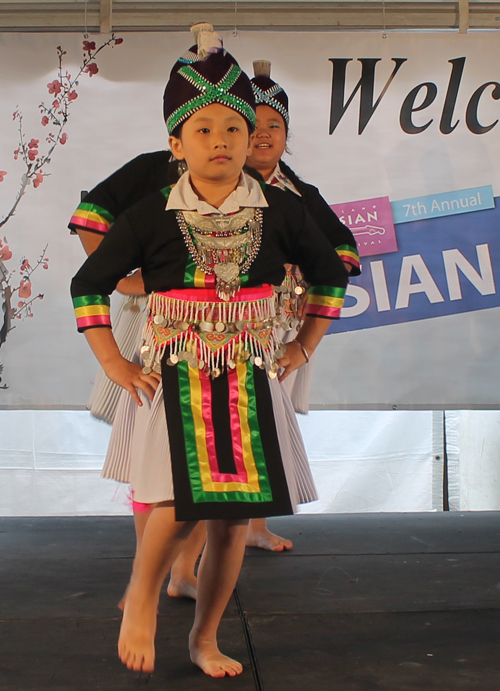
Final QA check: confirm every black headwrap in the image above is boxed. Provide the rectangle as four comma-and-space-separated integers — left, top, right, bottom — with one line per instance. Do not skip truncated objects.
163, 23, 256, 135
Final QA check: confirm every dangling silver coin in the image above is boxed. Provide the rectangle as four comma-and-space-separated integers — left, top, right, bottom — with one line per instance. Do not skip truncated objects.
254, 356, 263, 367
215, 322, 225, 333
142, 366, 152, 374
170, 354, 179, 364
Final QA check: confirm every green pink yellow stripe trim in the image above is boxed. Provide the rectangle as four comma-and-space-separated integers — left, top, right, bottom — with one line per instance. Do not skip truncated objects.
306, 285, 345, 319
336, 244, 360, 270
73, 295, 111, 331
70, 203, 115, 234
178, 360, 273, 504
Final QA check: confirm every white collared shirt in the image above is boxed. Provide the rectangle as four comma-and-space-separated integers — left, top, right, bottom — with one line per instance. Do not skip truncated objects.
266, 163, 301, 197
166, 170, 268, 215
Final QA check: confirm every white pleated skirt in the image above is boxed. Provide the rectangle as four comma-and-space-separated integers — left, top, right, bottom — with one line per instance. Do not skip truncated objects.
88, 295, 148, 424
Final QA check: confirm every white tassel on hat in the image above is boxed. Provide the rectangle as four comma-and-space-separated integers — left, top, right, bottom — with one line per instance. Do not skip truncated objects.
253, 60, 271, 78
191, 22, 223, 59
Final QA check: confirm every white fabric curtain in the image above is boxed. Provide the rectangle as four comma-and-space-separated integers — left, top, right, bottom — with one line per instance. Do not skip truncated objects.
0, 409, 444, 516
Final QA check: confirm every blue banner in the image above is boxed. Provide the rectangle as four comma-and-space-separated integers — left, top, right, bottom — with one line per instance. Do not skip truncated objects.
334, 197, 500, 334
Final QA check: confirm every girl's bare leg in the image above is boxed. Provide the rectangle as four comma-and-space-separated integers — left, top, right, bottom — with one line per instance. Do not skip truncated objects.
189, 519, 249, 678
118, 504, 156, 611
167, 521, 207, 600
118, 503, 196, 673
246, 517, 293, 551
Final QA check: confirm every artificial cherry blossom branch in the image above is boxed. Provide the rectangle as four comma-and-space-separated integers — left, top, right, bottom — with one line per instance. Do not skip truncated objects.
0, 35, 123, 230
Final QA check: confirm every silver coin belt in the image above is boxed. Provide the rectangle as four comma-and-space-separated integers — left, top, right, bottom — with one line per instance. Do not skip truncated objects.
140, 292, 286, 380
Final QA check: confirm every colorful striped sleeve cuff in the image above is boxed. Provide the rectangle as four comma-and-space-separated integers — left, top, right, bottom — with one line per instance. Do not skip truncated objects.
70, 202, 115, 234
73, 295, 111, 331
306, 285, 345, 319
336, 244, 361, 272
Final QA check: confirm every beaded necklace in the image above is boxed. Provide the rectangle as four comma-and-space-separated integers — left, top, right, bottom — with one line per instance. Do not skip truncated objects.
177, 208, 263, 300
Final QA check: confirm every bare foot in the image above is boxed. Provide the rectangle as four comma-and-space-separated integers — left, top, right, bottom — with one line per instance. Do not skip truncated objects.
167, 574, 197, 600
118, 591, 157, 673
118, 584, 129, 612
189, 636, 243, 678
246, 525, 293, 552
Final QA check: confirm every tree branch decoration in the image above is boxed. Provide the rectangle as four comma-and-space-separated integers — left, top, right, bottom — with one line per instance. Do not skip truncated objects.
0, 36, 123, 389
1, 35, 123, 228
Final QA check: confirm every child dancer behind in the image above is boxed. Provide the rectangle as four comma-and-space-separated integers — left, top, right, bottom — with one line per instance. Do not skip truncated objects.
71, 25, 348, 676
246, 60, 360, 548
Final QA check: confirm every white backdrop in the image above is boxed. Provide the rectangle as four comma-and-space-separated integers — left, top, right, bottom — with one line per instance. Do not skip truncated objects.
0, 408, 443, 516
1, 32, 500, 408
1, 31, 499, 515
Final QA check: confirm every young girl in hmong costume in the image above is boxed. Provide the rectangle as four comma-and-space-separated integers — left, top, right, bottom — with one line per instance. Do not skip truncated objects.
71, 26, 348, 677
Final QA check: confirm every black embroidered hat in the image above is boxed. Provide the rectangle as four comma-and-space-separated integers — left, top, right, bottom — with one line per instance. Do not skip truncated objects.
163, 23, 256, 135
251, 60, 290, 129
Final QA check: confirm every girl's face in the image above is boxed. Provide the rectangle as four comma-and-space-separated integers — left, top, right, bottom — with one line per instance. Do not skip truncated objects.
169, 103, 252, 184
246, 105, 287, 174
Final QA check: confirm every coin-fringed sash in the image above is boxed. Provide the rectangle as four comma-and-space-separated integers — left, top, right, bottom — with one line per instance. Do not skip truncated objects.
140, 286, 280, 379
70, 202, 114, 234
162, 353, 293, 521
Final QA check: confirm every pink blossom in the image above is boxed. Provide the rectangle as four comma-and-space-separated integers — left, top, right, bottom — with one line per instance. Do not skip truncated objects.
19, 280, 32, 298
52, 100, 60, 108
39, 294, 44, 299
113, 37, 124, 45
28, 139, 39, 149
12, 110, 18, 120
47, 80, 62, 95
83, 40, 96, 53
13, 149, 19, 160
18, 302, 24, 308
20, 259, 31, 271
0, 171, 7, 182
68, 90, 78, 102
33, 173, 44, 189
0, 246, 13, 261
41, 116, 49, 126
28, 150, 37, 161
60, 133, 68, 145
84, 62, 99, 77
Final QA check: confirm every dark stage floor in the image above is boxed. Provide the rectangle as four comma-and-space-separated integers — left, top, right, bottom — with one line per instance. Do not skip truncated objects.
1, 512, 500, 691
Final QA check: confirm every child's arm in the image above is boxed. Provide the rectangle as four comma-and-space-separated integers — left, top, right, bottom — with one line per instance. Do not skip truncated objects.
84, 325, 160, 406
71, 209, 156, 403
276, 315, 330, 382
